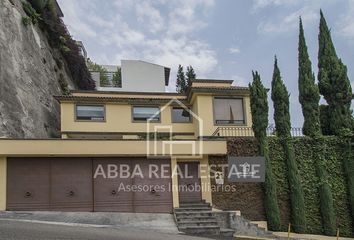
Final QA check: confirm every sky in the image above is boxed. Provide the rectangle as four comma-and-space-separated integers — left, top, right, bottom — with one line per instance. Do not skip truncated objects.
57, 0, 354, 127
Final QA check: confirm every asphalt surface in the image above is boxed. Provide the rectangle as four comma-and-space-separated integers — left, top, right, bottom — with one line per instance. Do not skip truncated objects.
0, 219, 212, 240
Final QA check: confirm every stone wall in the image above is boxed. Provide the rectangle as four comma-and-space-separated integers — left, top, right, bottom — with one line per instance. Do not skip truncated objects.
0, 0, 75, 138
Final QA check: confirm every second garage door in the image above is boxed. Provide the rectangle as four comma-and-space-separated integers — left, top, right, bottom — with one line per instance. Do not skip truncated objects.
93, 158, 172, 213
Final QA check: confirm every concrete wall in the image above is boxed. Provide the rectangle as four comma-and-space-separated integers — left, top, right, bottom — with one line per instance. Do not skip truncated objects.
0, 157, 6, 210
120, 60, 166, 92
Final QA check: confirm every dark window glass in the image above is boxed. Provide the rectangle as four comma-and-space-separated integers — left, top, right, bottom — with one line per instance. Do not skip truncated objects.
133, 106, 160, 122
76, 105, 105, 121
172, 107, 191, 123
214, 98, 245, 124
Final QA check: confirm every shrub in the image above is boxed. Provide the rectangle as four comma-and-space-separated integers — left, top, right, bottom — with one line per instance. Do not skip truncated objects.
58, 73, 70, 95
22, 0, 41, 25
21, 16, 32, 26
41, 6, 95, 90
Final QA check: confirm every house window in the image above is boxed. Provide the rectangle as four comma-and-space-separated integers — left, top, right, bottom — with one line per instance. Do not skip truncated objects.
171, 107, 192, 123
132, 106, 160, 122
213, 97, 245, 125
76, 105, 105, 121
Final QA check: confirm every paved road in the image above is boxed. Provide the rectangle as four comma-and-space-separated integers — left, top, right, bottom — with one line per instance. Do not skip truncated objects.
0, 219, 211, 240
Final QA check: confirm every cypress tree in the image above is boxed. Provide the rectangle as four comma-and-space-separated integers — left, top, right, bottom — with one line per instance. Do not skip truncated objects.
176, 65, 186, 93
249, 71, 281, 231
298, 18, 336, 235
186, 65, 196, 90
318, 10, 354, 224
318, 10, 353, 135
271, 57, 306, 233
298, 18, 321, 137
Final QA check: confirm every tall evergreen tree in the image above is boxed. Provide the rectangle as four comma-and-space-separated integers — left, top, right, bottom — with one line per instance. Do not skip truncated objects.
298, 18, 336, 235
318, 10, 353, 135
271, 57, 306, 233
298, 18, 321, 137
176, 65, 186, 93
249, 71, 281, 231
186, 65, 196, 89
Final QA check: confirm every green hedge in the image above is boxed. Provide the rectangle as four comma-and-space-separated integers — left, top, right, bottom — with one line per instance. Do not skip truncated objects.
268, 137, 353, 236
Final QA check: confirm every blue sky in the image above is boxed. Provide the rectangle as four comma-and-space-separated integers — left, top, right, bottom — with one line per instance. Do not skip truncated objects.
57, 0, 354, 127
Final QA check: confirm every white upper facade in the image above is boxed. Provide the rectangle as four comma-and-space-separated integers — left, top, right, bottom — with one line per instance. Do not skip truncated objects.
92, 60, 170, 92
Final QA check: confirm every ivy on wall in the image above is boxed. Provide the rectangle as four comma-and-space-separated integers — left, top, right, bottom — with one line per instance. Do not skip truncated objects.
268, 137, 353, 236
218, 137, 353, 237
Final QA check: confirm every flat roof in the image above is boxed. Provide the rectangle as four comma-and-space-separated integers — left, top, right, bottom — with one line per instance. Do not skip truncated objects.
192, 79, 234, 84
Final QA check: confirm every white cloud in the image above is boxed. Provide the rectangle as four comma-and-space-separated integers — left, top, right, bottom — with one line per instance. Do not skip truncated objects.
257, 7, 317, 34
336, 0, 354, 41
57, 0, 218, 89
253, 0, 341, 34
252, 0, 298, 10
229, 47, 240, 54
166, 0, 214, 36
231, 75, 249, 87
135, 1, 164, 33
57, 0, 97, 38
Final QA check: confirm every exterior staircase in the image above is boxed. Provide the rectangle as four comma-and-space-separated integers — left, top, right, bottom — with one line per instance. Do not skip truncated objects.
174, 201, 235, 237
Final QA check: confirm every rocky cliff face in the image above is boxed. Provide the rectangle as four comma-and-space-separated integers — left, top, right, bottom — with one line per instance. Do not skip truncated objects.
0, 0, 75, 138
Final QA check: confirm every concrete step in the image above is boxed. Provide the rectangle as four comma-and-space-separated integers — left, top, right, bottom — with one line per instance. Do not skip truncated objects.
234, 235, 275, 240
178, 225, 220, 235
175, 207, 211, 212
177, 220, 218, 227
175, 211, 213, 217
179, 203, 211, 208
176, 215, 216, 221
220, 228, 235, 237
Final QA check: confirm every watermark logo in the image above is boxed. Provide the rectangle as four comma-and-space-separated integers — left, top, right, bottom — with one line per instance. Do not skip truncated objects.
146, 99, 203, 157
227, 156, 265, 182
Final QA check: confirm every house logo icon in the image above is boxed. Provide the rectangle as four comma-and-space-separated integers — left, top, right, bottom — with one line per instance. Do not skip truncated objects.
146, 98, 203, 158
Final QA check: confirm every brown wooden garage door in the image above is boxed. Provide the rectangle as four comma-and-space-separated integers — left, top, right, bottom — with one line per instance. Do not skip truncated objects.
7, 157, 172, 213
7, 158, 93, 211
93, 158, 172, 213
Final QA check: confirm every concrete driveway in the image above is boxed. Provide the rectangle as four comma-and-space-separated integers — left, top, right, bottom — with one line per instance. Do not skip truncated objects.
0, 219, 212, 240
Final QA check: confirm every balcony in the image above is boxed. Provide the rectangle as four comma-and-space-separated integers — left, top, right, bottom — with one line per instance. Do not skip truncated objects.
211, 126, 303, 137
90, 71, 122, 88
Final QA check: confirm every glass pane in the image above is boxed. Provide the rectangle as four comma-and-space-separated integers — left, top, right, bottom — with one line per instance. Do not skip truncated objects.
214, 98, 244, 124
76, 105, 104, 121
172, 107, 191, 122
133, 106, 160, 121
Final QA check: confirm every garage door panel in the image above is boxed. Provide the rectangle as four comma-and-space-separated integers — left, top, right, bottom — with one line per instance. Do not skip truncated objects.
7, 158, 50, 211
93, 158, 133, 212
133, 159, 172, 213
51, 158, 93, 212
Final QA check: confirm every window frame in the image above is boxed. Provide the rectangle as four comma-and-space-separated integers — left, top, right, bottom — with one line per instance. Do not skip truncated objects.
131, 105, 161, 123
170, 106, 193, 123
74, 103, 106, 122
212, 96, 247, 126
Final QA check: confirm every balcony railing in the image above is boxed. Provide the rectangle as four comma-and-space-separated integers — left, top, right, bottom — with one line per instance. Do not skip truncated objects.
211, 126, 304, 137
90, 71, 121, 88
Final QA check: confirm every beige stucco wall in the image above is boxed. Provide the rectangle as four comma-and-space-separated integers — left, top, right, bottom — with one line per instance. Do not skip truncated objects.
194, 94, 253, 136
171, 157, 179, 208
61, 102, 195, 134
61, 91, 252, 138
0, 157, 6, 211
0, 139, 227, 156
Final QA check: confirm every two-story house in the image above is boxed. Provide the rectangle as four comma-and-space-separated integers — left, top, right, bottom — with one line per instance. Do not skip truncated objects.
0, 70, 253, 214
